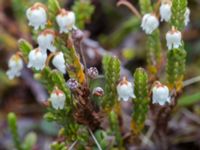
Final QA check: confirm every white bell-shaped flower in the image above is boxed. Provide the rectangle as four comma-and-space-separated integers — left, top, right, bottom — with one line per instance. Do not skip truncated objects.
160, 1, 172, 22
37, 29, 56, 53
26, 3, 47, 30
166, 27, 182, 50
52, 52, 66, 74
152, 82, 170, 106
184, 8, 190, 26
49, 88, 66, 110
27, 48, 47, 70
6, 54, 23, 80
141, 13, 159, 34
56, 9, 76, 33
117, 77, 135, 101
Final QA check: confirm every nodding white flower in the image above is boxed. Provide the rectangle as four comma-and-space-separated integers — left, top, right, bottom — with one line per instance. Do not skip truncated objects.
141, 13, 159, 34
37, 29, 56, 53
6, 54, 23, 80
160, 1, 172, 22
117, 77, 135, 101
166, 27, 182, 50
152, 82, 170, 106
27, 48, 47, 70
56, 9, 76, 33
49, 88, 66, 110
184, 8, 190, 26
26, 3, 47, 30
52, 52, 66, 74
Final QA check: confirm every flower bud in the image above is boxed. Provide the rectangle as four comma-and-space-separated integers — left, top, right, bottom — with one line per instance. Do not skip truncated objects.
66, 78, 79, 90
160, 1, 172, 22
141, 13, 159, 34
52, 52, 66, 74
27, 48, 47, 71
152, 82, 170, 106
6, 54, 23, 80
92, 87, 104, 97
26, 3, 47, 30
87, 67, 98, 79
56, 9, 76, 34
184, 8, 190, 26
37, 29, 56, 53
117, 77, 135, 101
49, 88, 66, 110
166, 27, 182, 50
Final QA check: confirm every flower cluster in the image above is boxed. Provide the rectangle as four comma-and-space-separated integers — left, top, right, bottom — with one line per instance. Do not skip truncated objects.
26, 3, 76, 72
7, 3, 77, 78
141, 0, 190, 50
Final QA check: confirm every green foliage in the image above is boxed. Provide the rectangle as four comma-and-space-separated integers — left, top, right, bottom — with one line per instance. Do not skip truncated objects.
94, 130, 109, 149
48, 0, 61, 21
50, 142, 66, 150
178, 92, 200, 107
11, 0, 27, 21
41, 67, 81, 140
100, 17, 140, 48
102, 55, 120, 111
41, 67, 71, 101
166, 48, 186, 90
171, 0, 188, 30
132, 68, 149, 134
147, 29, 162, 74
138, 0, 161, 75
7, 113, 23, 150
55, 37, 86, 83
6, 0, 191, 148
109, 111, 123, 147
18, 39, 33, 58
72, 0, 95, 29
22, 132, 37, 150
139, 0, 152, 15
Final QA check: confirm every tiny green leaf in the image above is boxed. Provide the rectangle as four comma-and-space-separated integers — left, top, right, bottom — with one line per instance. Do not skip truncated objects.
18, 39, 32, 57
7, 112, 23, 150
132, 68, 149, 134
171, 0, 188, 30
23, 132, 37, 150
102, 55, 120, 111
48, 0, 61, 21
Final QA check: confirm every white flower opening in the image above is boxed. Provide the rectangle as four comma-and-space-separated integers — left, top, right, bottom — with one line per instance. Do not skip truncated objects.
117, 77, 135, 101
56, 9, 76, 34
52, 52, 66, 74
152, 82, 170, 106
26, 3, 47, 30
141, 13, 159, 34
37, 29, 56, 53
27, 48, 47, 71
160, 1, 172, 22
166, 27, 182, 50
49, 88, 66, 110
6, 54, 23, 80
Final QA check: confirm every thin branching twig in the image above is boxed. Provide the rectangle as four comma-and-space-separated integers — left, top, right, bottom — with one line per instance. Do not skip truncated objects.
68, 140, 78, 150
183, 76, 200, 87
117, 0, 141, 19
88, 128, 102, 150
